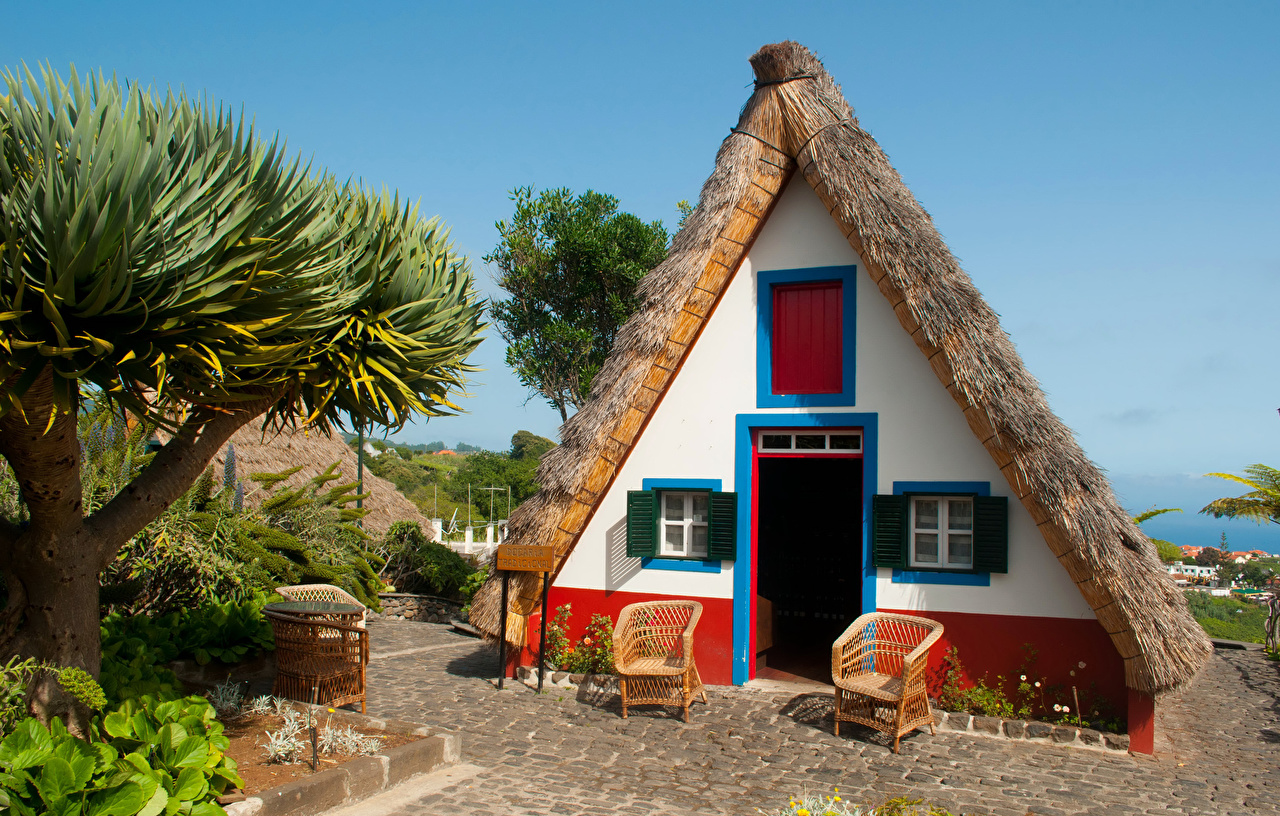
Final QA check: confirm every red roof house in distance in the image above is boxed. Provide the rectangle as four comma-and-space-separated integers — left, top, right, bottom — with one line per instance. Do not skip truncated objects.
470, 41, 1211, 754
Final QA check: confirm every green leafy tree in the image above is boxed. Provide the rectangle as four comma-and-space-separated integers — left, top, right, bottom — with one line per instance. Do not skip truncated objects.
1201, 464, 1280, 526
1241, 560, 1275, 588
1195, 548, 1222, 568
0, 66, 483, 731
486, 186, 669, 422
445, 431, 557, 517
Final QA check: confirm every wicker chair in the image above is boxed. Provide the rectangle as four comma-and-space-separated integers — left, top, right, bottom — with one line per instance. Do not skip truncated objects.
831, 612, 944, 753
265, 609, 368, 712
612, 600, 707, 722
274, 584, 368, 628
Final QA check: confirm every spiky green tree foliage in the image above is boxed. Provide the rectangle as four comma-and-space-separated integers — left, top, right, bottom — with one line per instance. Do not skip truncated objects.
0, 66, 483, 732
1201, 465, 1280, 526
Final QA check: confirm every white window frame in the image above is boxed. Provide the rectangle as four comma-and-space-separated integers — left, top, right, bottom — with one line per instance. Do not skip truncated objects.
908, 495, 976, 571
658, 491, 709, 559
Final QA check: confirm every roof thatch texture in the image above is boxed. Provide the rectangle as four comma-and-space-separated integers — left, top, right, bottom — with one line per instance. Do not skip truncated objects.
470, 41, 1211, 695
214, 423, 434, 537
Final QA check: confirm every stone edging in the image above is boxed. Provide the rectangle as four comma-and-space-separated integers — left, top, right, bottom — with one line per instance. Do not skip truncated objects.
223, 703, 460, 816
935, 710, 1130, 752
372, 592, 461, 623
515, 666, 619, 694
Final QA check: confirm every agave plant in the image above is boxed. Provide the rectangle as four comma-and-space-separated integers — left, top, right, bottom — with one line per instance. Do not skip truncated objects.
0, 65, 484, 733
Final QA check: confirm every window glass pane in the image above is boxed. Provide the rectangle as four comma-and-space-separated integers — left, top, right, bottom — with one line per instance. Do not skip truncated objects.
829, 434, 861, 450
761, 434, 792, 450
795, 434, 825, 449
663, 493, 684, 521
691, 493, 709, 523
914, 533, 939, 563
914, 499, 939, 530
948, 499, 973, 531
691, 525, 708, 557
665, 525, 685, 553
949, 534, 973, 565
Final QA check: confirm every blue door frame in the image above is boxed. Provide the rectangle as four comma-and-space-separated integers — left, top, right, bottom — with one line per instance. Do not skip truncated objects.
731, 412, 879, 684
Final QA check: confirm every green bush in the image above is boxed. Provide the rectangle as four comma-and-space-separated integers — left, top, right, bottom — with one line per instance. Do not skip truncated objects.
540, 605, 616, 674
1187, 592, 1268, 643
380, 521, 475, 598
0, 694, 242, 816
102, 594, 274, 668
102, 695, 241, 806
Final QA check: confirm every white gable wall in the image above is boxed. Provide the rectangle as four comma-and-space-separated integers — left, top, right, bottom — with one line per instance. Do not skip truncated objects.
555, 179, 1093, 620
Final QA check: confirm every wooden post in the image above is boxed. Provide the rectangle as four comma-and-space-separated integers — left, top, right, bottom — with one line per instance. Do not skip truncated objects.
498, 571, 510, 689
537, 570, 550, 692
494, 544, 555, 692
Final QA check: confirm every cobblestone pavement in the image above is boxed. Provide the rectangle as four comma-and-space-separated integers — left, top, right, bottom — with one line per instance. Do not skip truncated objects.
362, 621, 1280, 816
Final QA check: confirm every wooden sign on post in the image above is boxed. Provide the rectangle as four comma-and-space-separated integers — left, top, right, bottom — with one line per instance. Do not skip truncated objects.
495, 544, 556, 693
496, 544, 555, 572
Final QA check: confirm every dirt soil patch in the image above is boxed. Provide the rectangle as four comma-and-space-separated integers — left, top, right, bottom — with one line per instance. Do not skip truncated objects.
221, 712, 422, 795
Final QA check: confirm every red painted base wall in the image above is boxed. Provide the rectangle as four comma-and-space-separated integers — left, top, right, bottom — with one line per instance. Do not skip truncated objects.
519, 586, 736, 685
878, 608, 1129, 721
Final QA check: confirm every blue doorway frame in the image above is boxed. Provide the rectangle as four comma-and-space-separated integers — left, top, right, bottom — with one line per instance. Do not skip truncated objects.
731, 412, 879, 684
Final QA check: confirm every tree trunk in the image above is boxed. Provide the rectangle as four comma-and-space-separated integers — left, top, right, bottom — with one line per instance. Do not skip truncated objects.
0, 366, 274, 736
0, 367, 93, 734
3, 525, 102, 736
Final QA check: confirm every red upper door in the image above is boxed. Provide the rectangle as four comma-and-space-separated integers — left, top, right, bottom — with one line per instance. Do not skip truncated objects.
771, 281, 842, 394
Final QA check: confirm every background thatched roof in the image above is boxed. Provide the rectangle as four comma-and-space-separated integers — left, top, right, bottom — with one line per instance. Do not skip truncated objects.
470, 41, 1211, 695
213, 423, 434, 537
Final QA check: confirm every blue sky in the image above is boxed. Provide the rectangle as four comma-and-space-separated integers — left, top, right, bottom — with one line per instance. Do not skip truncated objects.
5, 1, 1277, 551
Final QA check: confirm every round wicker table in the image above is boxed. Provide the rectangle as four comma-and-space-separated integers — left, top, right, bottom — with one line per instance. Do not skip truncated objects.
264, 600, 362, 624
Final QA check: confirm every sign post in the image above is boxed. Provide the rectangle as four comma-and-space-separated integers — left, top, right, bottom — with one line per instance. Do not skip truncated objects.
495, 544, 555, 691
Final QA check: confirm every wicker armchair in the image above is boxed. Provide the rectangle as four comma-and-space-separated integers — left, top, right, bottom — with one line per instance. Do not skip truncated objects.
265, 609, 368, 712
612, 600, 707, 722
831, 612, 944, 752
274, 584, 368, 628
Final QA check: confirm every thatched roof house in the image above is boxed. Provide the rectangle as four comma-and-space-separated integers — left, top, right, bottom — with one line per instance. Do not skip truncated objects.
213, 424, 433, 537
471, 41, 1209, 749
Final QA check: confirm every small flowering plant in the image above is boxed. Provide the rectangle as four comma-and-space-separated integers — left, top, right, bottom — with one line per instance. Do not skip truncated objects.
761, 788, 868, 816
761, 792, 958, 816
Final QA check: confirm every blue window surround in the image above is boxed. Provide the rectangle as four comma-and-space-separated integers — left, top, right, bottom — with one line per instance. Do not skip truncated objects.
639, 478, 723, 573
891, 481, 992, 587
756, 265, 858, 408
731, 412, 878, 684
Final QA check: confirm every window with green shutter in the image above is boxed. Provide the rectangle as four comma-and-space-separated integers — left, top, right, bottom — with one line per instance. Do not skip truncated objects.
626, 487, 737, 561
872, 492, 1007, 573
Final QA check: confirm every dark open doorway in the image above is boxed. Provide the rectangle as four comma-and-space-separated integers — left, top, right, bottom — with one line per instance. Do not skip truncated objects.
755, 455, 862, 684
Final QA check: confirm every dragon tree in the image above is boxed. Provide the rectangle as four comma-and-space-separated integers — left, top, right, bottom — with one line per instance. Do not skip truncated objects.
0, 66, 484, 732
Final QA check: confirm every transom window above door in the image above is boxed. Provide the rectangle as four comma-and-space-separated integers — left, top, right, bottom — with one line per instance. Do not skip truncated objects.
757, 431, 862, 454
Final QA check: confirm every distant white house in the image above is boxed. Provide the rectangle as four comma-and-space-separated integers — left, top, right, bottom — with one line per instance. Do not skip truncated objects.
1168, 563, 1217, 580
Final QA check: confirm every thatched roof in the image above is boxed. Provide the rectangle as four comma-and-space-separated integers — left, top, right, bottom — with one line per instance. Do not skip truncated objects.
213, 423, 434, 537
471, 41, 1211, 695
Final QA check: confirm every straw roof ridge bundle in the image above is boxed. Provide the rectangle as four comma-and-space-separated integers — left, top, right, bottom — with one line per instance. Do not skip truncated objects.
472, 41, 1210, 696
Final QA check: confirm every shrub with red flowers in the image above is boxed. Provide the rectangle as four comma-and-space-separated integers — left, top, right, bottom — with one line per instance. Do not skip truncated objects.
539, 604, 616, 675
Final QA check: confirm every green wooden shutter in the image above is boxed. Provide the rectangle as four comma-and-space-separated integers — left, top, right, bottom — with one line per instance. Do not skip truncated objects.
872, 494, 909, 568
708, 491, 738, 561
626, 490, 657, 558
973, 495, 1009, 573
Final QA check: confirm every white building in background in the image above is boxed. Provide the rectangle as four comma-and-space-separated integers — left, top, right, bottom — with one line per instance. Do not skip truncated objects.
1167, 563, 1217, 581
